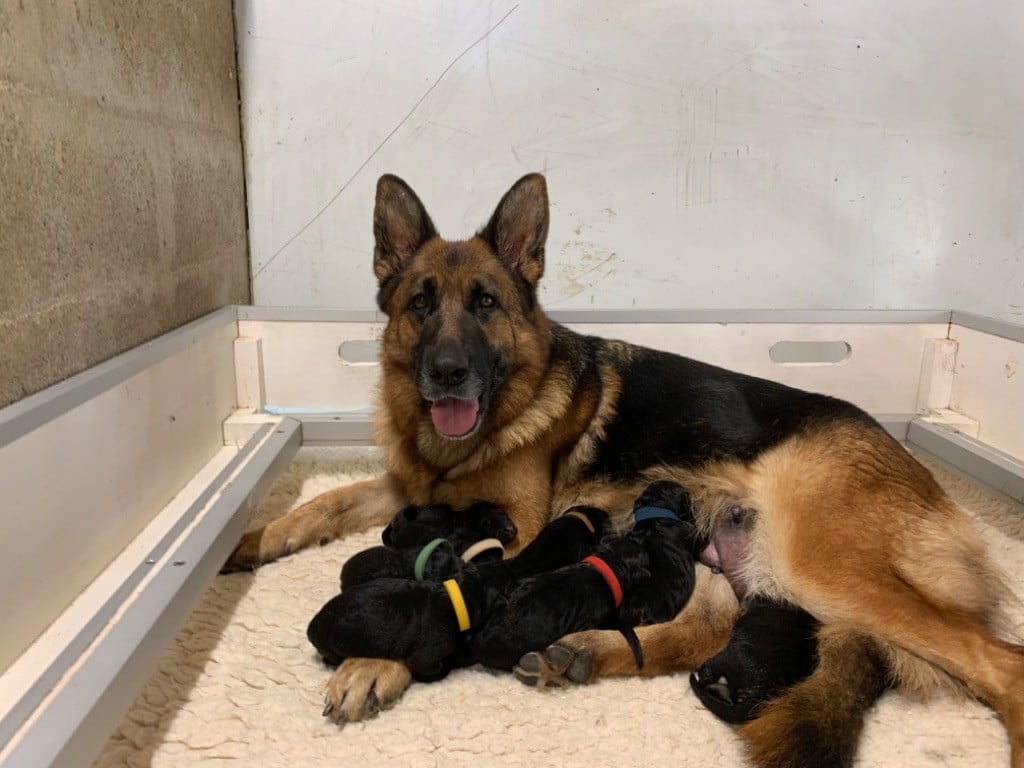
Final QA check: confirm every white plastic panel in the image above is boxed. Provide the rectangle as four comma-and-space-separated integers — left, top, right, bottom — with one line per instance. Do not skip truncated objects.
0, 322, 238, 674
949, 325, 1024, 459
240, 318, 948, 416
236, 0, 1024, 320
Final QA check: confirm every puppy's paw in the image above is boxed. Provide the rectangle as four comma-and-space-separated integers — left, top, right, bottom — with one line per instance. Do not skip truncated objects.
513, 643, 595, 688
321, 658, 412, 724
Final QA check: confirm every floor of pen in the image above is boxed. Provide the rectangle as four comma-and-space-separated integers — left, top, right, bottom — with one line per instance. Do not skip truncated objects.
94, 446, 1023, 768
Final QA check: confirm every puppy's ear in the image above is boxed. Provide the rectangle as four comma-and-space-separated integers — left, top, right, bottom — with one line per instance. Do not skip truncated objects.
478, 173, 549, 286
373, 174, 438, 285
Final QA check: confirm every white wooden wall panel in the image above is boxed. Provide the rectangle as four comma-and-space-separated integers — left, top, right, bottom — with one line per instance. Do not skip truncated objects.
949, 326, 1024, 458
235, 0, 1024, 321
0, 324, 238, 674
239, 319, 948, 416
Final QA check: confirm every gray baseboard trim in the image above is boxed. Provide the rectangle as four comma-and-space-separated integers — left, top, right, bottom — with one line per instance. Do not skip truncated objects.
290, 412, 917, 448
873, 414, 913, 442
950, 311, 1024, 343
235, 305, 954, 325
906, 420, 1024, 505
298, 412, 377, 445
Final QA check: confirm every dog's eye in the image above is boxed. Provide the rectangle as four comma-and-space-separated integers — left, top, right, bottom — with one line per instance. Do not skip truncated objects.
409, 294, 428, 312
730, 506, 744, 526
478, 293, 496, 309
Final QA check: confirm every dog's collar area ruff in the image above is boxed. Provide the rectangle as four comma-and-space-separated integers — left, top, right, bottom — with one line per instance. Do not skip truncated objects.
414, 538, 453, 581
460, 538, 504, 562
582, 555, 624, 608
633, 506, 682, 524
443, 579, 471, 631
564, 509, 596, 534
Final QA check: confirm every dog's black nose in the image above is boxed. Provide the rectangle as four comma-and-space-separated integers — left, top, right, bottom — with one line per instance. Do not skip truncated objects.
429, 350, 470, 387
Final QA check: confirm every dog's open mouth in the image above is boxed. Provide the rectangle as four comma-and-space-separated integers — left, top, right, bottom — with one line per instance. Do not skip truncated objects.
430, 397, 481, 438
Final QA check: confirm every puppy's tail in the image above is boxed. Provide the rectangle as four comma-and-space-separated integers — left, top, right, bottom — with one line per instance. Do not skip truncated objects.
618, 624, 644, 670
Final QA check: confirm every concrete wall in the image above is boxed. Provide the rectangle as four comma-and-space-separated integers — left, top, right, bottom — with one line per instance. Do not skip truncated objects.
0, 1, 249, 408
236, 0, 1024, 322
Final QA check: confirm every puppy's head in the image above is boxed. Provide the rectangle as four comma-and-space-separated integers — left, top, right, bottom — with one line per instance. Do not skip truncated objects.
381, 504, 456, 548
453, 501, 518, 546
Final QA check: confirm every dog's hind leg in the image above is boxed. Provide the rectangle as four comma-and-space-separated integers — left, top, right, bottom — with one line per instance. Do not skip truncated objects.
758, 426, 1024, 767
739, 625, 887, 768
224, 476, 405, 570
514, 565, 739, 687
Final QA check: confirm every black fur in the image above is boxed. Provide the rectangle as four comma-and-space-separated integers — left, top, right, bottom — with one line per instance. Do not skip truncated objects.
690, 598, 820, 723
470, 481, 704, 671
341, 502, 516, 590
561, 333, 882, 481
307, 506, 608, 680
381, 501, 517, 549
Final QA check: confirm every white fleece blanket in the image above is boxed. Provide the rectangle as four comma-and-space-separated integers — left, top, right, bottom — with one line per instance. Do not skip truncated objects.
94, 447, 1024, 768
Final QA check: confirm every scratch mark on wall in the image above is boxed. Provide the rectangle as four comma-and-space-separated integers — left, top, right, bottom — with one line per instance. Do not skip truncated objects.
485, 0, 502, 114
548, 245, 619, 304
254, 4, 520, 282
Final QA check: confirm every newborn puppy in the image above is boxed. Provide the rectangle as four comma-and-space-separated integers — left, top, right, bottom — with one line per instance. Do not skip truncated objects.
484, 480, 704, 674
340, 501, 516, 590
382, 501, 518, 549
307, 506, 608, 681
689, 597, 819, 723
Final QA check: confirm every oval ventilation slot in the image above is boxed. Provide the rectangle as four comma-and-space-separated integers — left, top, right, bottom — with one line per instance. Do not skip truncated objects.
338, 340, 381, 365
769, 340, 851, 365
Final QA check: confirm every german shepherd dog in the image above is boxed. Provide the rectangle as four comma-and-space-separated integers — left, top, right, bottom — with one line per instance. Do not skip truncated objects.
225, 174, 1024, 767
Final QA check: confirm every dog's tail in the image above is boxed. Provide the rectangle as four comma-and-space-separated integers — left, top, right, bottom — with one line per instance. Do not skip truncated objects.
618, 624, 644, 669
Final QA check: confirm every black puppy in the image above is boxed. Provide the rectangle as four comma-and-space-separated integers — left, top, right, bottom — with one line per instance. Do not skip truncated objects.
484, 480, 705, 674
340, 501, 517, 590
308, 506, 608, 681
381, 501, 518, 549
689, 597, 820, 723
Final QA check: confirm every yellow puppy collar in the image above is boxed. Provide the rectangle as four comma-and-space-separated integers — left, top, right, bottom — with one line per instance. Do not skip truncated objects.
443, 579, 471, 632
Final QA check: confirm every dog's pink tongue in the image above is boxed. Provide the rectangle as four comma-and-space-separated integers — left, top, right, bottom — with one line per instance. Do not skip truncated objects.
430, 398, 480, 437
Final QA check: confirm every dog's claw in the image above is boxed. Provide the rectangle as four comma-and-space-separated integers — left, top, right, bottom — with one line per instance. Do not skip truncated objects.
322, 700, 335, 718
360, 688, 380, 720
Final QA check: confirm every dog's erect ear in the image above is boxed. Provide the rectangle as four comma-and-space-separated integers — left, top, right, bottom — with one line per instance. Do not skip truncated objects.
373, 175, 438, 285
479, 173, 549, 286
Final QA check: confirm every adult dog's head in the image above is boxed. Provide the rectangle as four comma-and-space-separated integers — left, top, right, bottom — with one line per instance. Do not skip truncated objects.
372, 174, 553, 456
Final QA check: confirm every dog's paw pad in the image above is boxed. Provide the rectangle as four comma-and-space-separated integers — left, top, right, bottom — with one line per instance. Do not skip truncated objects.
513, 644, 594, 688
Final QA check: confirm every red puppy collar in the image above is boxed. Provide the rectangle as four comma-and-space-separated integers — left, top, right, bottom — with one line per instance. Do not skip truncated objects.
582, 555, 623, 608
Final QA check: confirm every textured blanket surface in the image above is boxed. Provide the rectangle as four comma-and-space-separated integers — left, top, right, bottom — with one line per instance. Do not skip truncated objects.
94, 447, 1024, 768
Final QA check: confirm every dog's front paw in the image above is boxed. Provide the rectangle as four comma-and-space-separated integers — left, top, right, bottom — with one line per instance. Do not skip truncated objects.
221, 529, 267, 572
221, 521, 321, 572
513, 641, 595, 688
321, 658, 412, 724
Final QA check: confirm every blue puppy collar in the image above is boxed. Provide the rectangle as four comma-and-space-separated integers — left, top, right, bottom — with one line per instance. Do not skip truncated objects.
633, 506, 681, 523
